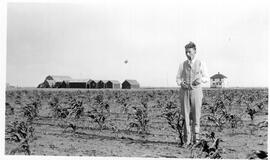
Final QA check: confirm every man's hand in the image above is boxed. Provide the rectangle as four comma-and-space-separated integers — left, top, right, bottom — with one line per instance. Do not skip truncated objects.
180, 81, 189, 89
192, 78, 201, 86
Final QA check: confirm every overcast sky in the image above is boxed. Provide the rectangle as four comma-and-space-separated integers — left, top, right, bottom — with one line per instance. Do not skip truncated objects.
6, 0, 268, 87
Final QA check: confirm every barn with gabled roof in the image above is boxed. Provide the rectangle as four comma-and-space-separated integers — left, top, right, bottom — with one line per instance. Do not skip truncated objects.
97, 80, 108, 89
87, 80, 99, 88
122, 79, 140, 89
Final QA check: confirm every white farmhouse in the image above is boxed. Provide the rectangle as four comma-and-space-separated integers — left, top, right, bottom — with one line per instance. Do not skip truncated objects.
210, 72, 227, 88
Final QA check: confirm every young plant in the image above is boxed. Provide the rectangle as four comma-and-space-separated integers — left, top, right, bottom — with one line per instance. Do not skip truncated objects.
87, 94, 110, 130
246, 107, 257, 121
65, 98, 84, 133
6, 121, 34, 155
6, 102, 14, 115
9, 140, 30, 155
116, 95, 130, 114
127, 97, 150, 134
68, 98, 84, 119
191, 134, 223, 159
163, 101, 185, 146
49, 96, 69, 119
201, 108, 244, 132
22, 100, 41, 123
49, 96, 84, 133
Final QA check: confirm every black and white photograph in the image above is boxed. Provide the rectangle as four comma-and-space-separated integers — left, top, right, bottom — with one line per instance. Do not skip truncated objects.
1, 0, 269, 159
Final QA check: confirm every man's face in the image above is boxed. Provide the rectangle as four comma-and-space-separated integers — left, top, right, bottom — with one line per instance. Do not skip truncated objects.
185, 48, 196, 61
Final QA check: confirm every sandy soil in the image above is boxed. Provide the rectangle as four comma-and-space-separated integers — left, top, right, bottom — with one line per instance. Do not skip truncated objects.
5, 88, 268, 158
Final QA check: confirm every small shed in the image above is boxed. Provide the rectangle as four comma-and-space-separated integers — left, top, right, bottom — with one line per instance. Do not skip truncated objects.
105, 80, 121, 89
122, 79, 140, 89
67, 79, 89, 88
210, 72, 227, 88
87, 80, 99, 89
97, 80, 108, 89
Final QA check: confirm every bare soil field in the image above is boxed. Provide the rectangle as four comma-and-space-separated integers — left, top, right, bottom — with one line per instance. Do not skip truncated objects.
5, 88, 268, 158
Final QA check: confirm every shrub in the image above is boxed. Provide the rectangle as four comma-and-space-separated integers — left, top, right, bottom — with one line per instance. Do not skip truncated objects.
162, 100, 185, 145
127, 96, 150, 134
87, 94, 110, 129
22, 100, 40, 123
6, 121, 34, 155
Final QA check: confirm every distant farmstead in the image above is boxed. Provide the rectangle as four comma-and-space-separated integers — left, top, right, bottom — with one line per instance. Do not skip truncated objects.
46, 75, 72, 88
37, 75, 72, 88
122, 80, 140, 89
38, 75, 140, 89
210, 72, 227, 88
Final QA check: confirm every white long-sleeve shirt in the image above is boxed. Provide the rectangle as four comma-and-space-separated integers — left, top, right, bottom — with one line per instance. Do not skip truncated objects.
176, 57, 209, 86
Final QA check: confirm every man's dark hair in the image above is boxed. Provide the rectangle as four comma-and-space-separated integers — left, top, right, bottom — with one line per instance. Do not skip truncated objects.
185, 41, 196, 50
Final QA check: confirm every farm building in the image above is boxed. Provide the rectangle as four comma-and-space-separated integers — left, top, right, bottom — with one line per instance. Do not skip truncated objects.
87, 80, 99, 88
38, 75, 72, 88
59, 80, 69, 88
122, 80, 140, 89
54, 81, 67, 88
105, 80, 121, 89
67, 79, 89, 88
37, 79, 55, 88
37, 75, 140, 89
210, 72, 227, 88
44, 80, 56, 88
37, 83, 45, 88
97, 80, 108, 88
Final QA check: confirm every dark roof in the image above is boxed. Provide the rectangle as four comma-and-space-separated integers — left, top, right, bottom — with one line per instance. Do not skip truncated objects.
107, 80, 120, 84
68, 79, 89, 83
98, 80, 109, 83
210, 72, 227, 79
87, 79, 93, 83
123, 79, 140, 85
88, 80, 99, 83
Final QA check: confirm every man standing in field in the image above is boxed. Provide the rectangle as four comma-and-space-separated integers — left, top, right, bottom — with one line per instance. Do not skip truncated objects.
176, 42, 209, 147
